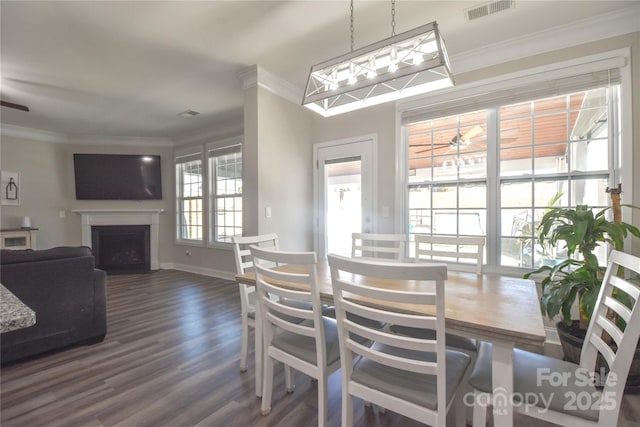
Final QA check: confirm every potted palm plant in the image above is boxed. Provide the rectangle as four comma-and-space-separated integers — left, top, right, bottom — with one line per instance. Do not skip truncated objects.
524, 198, 640, 391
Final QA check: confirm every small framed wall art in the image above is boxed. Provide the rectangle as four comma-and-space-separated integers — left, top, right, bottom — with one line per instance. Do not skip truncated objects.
1, 171, 20, 206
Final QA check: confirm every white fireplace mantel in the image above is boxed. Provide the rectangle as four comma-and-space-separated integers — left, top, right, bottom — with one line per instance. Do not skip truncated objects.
73, 209, 164, 270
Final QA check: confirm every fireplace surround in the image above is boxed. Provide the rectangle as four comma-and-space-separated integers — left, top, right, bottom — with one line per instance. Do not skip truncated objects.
73, 209, 163, 270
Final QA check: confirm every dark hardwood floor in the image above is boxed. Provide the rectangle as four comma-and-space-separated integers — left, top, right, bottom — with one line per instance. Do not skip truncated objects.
1, 269, 638, 426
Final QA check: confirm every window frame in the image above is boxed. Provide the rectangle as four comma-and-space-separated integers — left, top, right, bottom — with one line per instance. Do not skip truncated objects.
175, 148, 205, 245
207, 141, 243, 246
397, 49, 633, 275
174, 136, 244, 249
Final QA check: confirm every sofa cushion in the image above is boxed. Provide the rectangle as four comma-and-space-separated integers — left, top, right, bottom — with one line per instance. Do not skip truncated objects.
1, 246, 93, 265
1, 247, 106, 364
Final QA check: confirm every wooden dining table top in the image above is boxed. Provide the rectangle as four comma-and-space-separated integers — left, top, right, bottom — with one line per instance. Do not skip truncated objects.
235, 259, 547, 352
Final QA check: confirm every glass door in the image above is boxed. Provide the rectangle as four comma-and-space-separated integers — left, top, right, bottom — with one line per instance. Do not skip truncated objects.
315, 138, 374, 258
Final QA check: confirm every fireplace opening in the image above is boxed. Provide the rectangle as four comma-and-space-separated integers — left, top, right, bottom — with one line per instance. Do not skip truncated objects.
91, 225, 151, 273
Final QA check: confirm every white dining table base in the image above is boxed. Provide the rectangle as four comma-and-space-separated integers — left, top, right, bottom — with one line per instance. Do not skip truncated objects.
491, 341, 515, 427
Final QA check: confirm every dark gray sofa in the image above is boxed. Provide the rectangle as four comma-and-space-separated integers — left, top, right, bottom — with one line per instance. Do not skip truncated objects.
1, 246, 107, 364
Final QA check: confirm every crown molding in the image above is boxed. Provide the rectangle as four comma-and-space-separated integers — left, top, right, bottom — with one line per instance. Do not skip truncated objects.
66, 134, 174, 147
451, 4, 640, 75
173, 117, 244, 147
238, 65, 301, 106
0, 123, 174, 147
0, 124, 69, 143
238, 65, 259, 89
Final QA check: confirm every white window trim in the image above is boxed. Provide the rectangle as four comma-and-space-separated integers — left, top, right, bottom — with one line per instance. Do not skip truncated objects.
206, 135, 243, 249
398, 49, 629, 117
396, 48, 633, 275
175, 145, 205, 246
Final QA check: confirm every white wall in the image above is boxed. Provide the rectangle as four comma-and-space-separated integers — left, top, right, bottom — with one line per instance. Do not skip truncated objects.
1, 135, 70, 249
254, 87, 314, 251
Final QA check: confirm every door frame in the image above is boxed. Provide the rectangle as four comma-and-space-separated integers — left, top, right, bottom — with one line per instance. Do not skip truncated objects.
313, 134, 378, 257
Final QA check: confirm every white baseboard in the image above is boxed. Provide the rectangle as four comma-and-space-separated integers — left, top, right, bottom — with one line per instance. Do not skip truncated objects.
159, 262, 235, 281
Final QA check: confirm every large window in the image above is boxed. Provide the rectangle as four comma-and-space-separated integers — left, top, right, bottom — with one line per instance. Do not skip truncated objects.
406, 84, 619, 270
407, 110, 487, 258
208, 144, 243, 243
176, 153, 203, 241
499, 89, 613, 268
175, 140, 243, 246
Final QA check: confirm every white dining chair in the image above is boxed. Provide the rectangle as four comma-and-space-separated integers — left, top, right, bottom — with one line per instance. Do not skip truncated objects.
391, 234, 486, 353
328, 254, 470, 427
414, 234, 485, 274
469, 250, 640, 427
251, 245, 341, 427
351, 232, 407, 261
231, 233, 279, 372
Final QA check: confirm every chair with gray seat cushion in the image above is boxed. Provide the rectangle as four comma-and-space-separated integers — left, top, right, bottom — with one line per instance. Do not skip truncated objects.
328, 254, 470, 427
468, 250, 640, 427
251, 246, 340, 427
232, 233, 279, 372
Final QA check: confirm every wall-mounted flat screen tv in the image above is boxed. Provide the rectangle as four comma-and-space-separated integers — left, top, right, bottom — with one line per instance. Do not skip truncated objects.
74, 154, 162, 200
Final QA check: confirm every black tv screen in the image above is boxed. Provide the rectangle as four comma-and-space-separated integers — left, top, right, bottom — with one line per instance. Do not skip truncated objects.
74, 154, 162, 200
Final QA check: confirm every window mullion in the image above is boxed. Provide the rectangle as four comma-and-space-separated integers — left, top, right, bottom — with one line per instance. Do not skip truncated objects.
486, 108, 499, 268
211, 157, 218, 242
609, 85, 619, 187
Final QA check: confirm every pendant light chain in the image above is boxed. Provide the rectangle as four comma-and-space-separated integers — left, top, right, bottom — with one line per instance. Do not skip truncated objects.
350, 0, 355, 52
391, 0, 396, 37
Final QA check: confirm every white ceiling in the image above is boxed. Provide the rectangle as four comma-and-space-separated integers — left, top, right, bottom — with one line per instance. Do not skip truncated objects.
0, 1, 637, 143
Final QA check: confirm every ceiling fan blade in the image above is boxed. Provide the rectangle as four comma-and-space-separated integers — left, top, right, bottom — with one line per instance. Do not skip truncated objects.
0, 100, 30, 112
461, 125, 483, 141
411, 143, 450, 148
416, 145, 453, 154
414, 126, 484, 153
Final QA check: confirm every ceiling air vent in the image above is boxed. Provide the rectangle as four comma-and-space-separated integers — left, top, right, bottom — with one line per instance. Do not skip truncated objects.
465, 0, 515, 21
178, 109, 200, 118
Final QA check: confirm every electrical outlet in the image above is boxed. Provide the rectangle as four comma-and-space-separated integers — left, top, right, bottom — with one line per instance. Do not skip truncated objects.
59, 210, 66, 218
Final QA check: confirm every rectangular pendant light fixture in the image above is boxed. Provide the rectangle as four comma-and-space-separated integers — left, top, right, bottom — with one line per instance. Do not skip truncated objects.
302, 21, 454, 117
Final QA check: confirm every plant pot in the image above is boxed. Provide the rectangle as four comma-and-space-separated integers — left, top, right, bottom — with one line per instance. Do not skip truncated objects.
557, 321, 640, 394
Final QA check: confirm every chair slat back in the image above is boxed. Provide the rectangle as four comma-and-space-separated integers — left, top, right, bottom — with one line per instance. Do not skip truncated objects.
328, 254, 448, 411
250, 246, 327, 363
415, 234, 485, 274
351, 232, 407, 261
580, 250, 640, 426
232, 233, 279, 274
